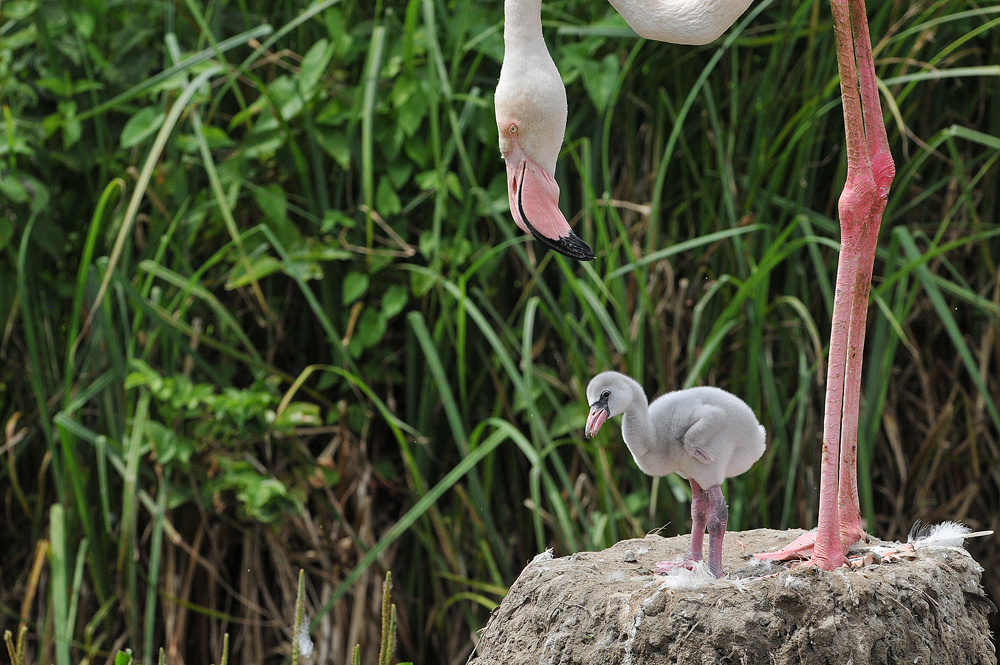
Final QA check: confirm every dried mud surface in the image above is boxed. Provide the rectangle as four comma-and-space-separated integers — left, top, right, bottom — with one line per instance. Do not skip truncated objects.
472, 529, 996, 665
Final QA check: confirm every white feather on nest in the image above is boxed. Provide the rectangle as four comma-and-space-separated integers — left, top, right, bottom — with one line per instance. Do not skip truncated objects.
530, 548, 554, 564
655, 561, 754, 592
907, 520, 993, 549
656, 560, 715, 590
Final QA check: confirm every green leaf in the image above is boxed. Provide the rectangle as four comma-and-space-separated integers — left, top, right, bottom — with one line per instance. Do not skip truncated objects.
148, 421, 196, 468
70, 11, 95, 38
63, 117, 82, 148
36, 77, 71, 97
299, 244, 352, 261
228, 98, 264, 130
254, 183, 288, 225
281, 259, 323, 281
316, 127, 351, 169
253, 183, 302, 249
59, 100, 81, 148
346, 307, 387, 356
381, 284, 408, 319
41, 112, 61, 138
357, 307, 387, 348
376, 177, 401, 216
274, 402, 322, 430
324, 7, 353, 57
226, 255, 282, 289
393, 78, 426, 137
214, 462, 301, 523
321, 210, 356, 232
581, 54, 620, 113
244, 111, 284, 159
298, 39, 333, 98
342, 272, 369, 304
121, 107, 166, 148
268, 76, 303, 121
3, 0, 37, 20
70, 80, 104, 95
415, 170, 461, 197
200, 125, 235, 149
385, 161, 412, 189
0, 176, 29, 203
418, 229, 437, 259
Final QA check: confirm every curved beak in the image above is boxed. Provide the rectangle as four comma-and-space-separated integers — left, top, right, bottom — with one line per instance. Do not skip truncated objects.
505, 144, 595, 261
584, 398, 610, 439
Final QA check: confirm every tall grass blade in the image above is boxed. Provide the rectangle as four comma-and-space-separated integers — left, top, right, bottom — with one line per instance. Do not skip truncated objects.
49, 504, 71, 665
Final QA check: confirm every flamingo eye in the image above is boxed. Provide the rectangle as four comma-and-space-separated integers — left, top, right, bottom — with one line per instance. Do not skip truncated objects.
508, 124, 518, 135
601, 390, 611, 400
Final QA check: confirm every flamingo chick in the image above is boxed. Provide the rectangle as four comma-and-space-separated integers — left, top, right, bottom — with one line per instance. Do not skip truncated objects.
585, 371, 765, 577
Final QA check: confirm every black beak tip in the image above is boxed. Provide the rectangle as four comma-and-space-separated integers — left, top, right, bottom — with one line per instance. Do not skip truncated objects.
521, 219, 596, 261
549, 233, 596, 261
544, 232, 596, 261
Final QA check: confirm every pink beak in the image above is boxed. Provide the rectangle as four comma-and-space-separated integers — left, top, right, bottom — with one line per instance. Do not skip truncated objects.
584, 402, 610, 439
505, 142, 595, 261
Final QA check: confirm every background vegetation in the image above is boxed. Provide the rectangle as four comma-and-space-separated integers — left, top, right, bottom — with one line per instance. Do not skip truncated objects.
1, 0, 998, 662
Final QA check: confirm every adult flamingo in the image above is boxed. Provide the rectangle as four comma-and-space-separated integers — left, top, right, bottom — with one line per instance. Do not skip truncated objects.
495, 0, 895, 570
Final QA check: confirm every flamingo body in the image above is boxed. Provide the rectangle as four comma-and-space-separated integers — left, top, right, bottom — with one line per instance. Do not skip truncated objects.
608, 0, 754, 44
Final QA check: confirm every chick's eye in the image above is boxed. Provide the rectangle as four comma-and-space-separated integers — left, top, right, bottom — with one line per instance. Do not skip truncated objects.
601, 390, 611, 400
508, 124, 518, 135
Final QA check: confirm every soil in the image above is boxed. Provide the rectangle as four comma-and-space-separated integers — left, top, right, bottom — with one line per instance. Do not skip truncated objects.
471, 528, 997, 665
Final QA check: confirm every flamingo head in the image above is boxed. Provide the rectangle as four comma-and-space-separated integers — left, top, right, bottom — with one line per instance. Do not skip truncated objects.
494, 41, 594, 260
584, 372, 629, 438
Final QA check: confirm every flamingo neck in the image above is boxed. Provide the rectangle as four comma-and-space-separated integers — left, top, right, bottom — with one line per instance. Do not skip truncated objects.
616, 376, 683, 476
619, 381, 658, 460
503, 0, 544, 44
496, 0, 566, 176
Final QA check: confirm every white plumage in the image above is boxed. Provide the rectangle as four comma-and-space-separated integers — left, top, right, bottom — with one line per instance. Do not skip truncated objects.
608, 0, 754, 44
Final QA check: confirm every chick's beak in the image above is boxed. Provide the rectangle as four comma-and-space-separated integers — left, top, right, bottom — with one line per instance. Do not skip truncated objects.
584, 399, 610, 439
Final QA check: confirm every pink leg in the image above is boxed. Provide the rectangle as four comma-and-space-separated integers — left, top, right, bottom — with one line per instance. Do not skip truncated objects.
656, 479, 708, 573
656, 480, 728, 578
704, 485, 728, 578
835, 0, 894, 553
687, 479, 709, 562
757, 0, 893, 570
834, 226, 877, 550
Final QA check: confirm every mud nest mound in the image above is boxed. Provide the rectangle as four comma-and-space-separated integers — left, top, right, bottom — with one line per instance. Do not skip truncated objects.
472, 528, 996, 665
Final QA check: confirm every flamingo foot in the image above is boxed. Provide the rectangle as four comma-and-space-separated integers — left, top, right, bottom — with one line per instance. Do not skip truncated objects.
753, 531, 817, 562
653, 558, 701, 574
755, 527, 867, 569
